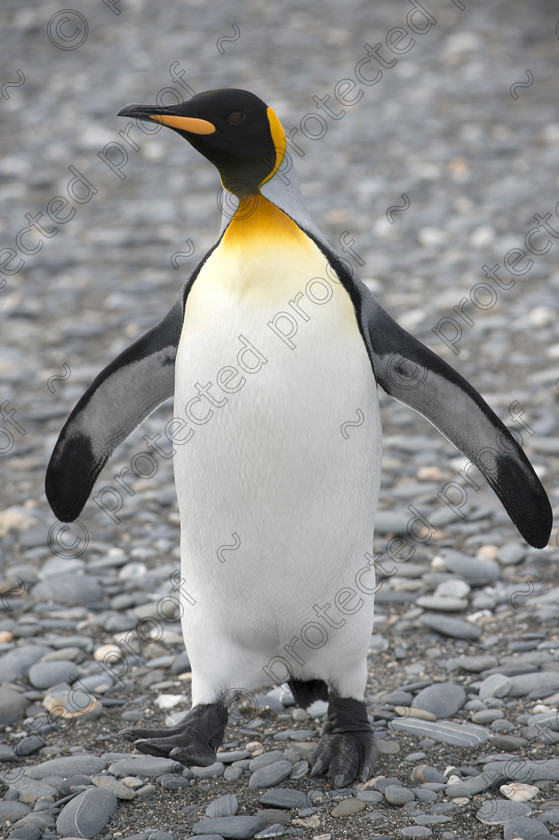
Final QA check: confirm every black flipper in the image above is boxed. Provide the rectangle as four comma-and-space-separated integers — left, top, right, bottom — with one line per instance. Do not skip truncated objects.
357, 290, 552, 548
46, 294, 184, 522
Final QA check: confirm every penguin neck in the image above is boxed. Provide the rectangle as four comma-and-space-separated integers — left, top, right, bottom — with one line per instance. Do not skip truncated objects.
222, 195, 309, 250
218, 165, 325, 246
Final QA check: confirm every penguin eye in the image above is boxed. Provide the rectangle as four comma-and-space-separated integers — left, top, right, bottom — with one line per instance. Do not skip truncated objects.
225, 111, 246, 125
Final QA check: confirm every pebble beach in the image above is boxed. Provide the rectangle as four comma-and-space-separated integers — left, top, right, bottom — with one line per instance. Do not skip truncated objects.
1, 1, 559, 839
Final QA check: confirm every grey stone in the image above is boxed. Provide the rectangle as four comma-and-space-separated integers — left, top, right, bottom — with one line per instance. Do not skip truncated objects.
254, 825, 285, 838
91, 774, 136, 799
56, 788, 117, 838
412, 682, 466, 719
206, 794, 238, 817
416, 596, 469, 612
0, 685, 27, 724
436, 549, 500, 586
108, 756, 183, 778
0, 645, 52, 682
398, 827, 433, 838
384, 784, 415, 805
224, 765, 244, 781
28, 659, 78, 689
458, 655, 499, 673
389, 718, 490, 747
192, 817, 266, 838
32, 573, 103, 605
419, 614, 481, 640
503, 817, 551, 839
248, 760, 293, 789
7, 777, 58, 804
216, 750, 251, 763
289, 759, 308, 779
476, 799, 532, 824
446, 770, 505, 798
479, 673, 513, 699
374, 511, 411, 535
0, 801, 30, 820
260, 788, 308, 809
25, 754, 106, 779
435, 579, 471, 599
471, 709, 504, 724
190, 762, 225, 779
248, 751, 286, 771
508, 672, 559, 698
356, 790, 384, 804
410, 764, 448, 785
159, 773, 191, 789
482, 759, 559, 782
414, 815, 452, 825
497, 543, 527, 565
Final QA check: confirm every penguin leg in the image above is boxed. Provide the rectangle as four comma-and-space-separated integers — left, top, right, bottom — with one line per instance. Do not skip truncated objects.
310, 694, 377, 787
119, 702, 228, 766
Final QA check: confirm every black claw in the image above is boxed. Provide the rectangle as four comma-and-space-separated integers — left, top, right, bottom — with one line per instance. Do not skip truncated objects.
310, 694, 377, 788
119, 703, 228, 767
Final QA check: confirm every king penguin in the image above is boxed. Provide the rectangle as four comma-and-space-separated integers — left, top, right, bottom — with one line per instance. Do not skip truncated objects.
46, 88, 552, 787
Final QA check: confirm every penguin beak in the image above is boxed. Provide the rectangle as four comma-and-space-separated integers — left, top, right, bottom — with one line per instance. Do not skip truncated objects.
117, 104, 216, 135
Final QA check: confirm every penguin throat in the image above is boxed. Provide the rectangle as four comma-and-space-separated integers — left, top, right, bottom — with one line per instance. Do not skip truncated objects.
222, 196, 309, 249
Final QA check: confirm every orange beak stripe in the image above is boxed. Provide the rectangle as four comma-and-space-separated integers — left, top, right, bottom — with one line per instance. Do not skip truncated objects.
149, 114, 216, 134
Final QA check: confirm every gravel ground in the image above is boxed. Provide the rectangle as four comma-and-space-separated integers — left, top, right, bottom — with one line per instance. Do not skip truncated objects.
1, 1, 559, 839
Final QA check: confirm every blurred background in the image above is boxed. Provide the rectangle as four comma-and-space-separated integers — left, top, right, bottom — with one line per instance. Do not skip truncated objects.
1, 0, 558, 559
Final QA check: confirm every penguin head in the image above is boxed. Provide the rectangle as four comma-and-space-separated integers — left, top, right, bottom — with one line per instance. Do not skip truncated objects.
118, 88, 286, 200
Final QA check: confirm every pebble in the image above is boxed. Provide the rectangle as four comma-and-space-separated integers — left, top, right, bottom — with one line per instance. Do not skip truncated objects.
482, 759, 559, 782
389, 718, 490, 747
497, 544, 527, 565
0, 685, 27, 724
410, 765, 448, 785
43, 685, 103, 720
330, 797, 366, 816
445, 770, 504, 798
0, 801, 31, 820
384, 785, 415, 805
25, 754, 106, 779
108, 757, 184, 778
206, 795, 238, 817
248, 760, 293, 788
458, 655, 499, 672
415, 596, 469, 612
56, 788, 117, 838
248, 751, 285, 771
32, 573, 103, 605
192, 817, 266, 838
28, 659, 78, 689
508, 672, 559, 698
500, 783, 540, 801
502, 817, 551, 839
260, 788, 308, 809
191, 762, 225, 779
411, 683, 466, 719
92, 774, 137, 799
0, 645, 52, 682
419, 614, 481, 640
435, 549, 501, 586
476, 799, 533, 824
479, 673, 512, 699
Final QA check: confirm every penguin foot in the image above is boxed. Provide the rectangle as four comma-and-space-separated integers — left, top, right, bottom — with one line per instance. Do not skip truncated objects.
119, 702, 228, 767
310, 695, 377, 787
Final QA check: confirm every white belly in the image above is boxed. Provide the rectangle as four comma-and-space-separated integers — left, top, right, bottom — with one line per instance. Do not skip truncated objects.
172, 211, 382, 702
